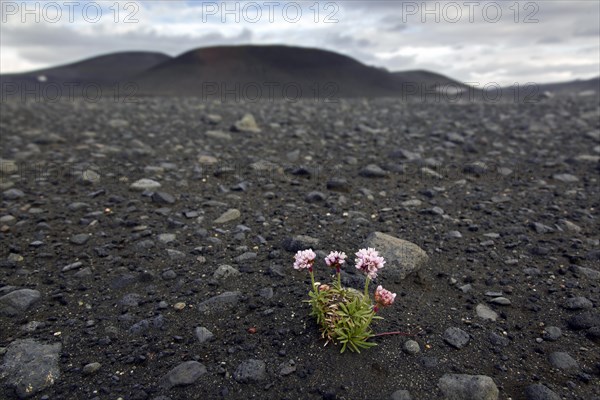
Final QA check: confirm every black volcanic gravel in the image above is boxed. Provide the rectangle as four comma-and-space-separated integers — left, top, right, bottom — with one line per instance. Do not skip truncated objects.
0, 96, 599, 400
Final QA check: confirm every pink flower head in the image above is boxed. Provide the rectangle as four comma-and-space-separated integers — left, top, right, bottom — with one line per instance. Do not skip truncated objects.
374, 285, 396, 308
325, 251, 347, 272
355, 247, 385, 279
293, 249, 316, 272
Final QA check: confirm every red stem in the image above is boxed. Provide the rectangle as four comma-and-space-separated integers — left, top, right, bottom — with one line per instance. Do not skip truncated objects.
371, 330, 422, 338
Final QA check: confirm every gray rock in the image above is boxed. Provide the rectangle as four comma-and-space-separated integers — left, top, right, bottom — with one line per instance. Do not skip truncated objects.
282, 235, 320, 252
552, 173, 578, 183
542, 326, 562, 341
573, 266, 600, 280
3, 189, 25, 200
234, 359, 267, 383
198, 291, 241, 313
488, 297, 511, 306
443, 327, 470, 349
403, 340, 420, 355
0, 289, 41, 316
158, 234, 176, 244
70, 233, 90, 245
213, 265, 240, 280
488, 332, 509, 347
82, 362, 101, 375
524, 384, 560, 400
563, 296, 593, 310
362, 232, 428, 280
391, 389, 413, 400
278, 360, 296, 376
438, 374, 499, 400
152, 191, 176, 204
195, 327, 215, 343
166, 249, 185, 260
0, 339, 62, 398
326, 178, 351, 192
359, 164, 388, 178
548, 352, 578, 370
567, 311, 600, 330
231, 113, 261, 133
214, 209, 241, 224
305, 191, 327, 203
476, 304, 498, 321
160, 361, 207, 389
130, 178, 161, 191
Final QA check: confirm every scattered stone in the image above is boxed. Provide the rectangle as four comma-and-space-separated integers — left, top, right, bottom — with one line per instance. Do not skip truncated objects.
359, 164, 388, 178
0, 289, 41, 316
542, 326, 562, 341
391, 389, 413, 400
563, 296, 593, 310
326, 178, 351, 192
438, 374, 499, 400
282, 235, 320, 252
567, 311, 600, 330
476, 304, 498, 321
548, 352, 578, 370
214, 209, 241, 224
0, 339, 62, 398
572, 266, 600, 280
130, 179, 161, 191
305, 191, 327, 203
159, 361, 207, 389
362, 232, 428, 280
443, 327, 470, 349
195, 327, 215, 343
213, 265, 240, 280
234, 359, 267, 383
158, 234, 176, 244
489, 297, 511, 306
82, 362, 101, 375
279, 360, 296, 376
552, 173, 579, 183
524, 384, 561, 400
198, 291, 241, 313
70, 233, 90, 245
3, 189, 25, 200
403, 340, 420, 355
232, 113, 261, 133
152, 191, 176, 204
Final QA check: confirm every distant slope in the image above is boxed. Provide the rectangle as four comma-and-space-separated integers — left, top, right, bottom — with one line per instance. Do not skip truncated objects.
535, 77, 599, 95
393, 70, 470, 90
1, 52, 172, 91
132, 45, 405, 98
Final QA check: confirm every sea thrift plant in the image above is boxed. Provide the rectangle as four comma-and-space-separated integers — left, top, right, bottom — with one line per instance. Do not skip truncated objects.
293, 248, 396, 353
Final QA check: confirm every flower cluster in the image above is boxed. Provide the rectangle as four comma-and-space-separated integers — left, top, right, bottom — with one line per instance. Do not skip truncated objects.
293, 249, 316, 272
354, 247, 385, 279
293, 247, 396, 353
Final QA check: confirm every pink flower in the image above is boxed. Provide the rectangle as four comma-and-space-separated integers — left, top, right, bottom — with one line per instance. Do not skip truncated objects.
355, 247, 385, 279
293, 249, 316, 272
374, 285, 396, 308
325, 251, 347, 272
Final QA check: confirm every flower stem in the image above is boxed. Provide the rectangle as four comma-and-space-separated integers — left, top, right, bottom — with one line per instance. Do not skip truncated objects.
364, 277, 370, 298
371, 330, 422, 338
337, 271, 341, 289
310, 270, 316, 292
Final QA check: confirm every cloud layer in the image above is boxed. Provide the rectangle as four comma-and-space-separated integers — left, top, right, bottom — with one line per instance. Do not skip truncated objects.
1, 0, 598, 85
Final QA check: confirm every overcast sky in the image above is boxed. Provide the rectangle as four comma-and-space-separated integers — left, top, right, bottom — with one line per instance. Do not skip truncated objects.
1, 0, 598, 85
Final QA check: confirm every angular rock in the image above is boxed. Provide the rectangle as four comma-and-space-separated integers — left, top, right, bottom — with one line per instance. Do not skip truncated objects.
214, 209, 241, 224
567, 311, 600, 330
524, 384, 560, 400
213, 265, 240, 280
231, 113, 261, 133
152, 191, 176, 204
548, 352, 578, 370
130, 178, 161, 191
438, 374, 499, 400
195, 327, 215, 343
0, 289, 41, 316
563, 296, 593, 310
198, 291, 241, 313
234, 359, 267, 383
3, 189, 25, 200
542, 326, 562, 341
282, 235, 320, 252
552, 173, 578, 183
160, 361, 207, 389
359, 164, 388, 178
0, 339, 61, 398
443, 327, 470, 349
476, 304, 498, 321
362, 232, 428, 280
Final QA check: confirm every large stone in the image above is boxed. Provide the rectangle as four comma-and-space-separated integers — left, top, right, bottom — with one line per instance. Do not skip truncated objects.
233, 359, 267, 383
130, 178, 161, 191
524, 384, 561, 400
438, 374, 499, 400
231, 114, 261, 133
197, 291, 241, 313
0, 289, 41, 316
214, 209, 241, 224
159, 361, 207, 389
282, 235, 320, 252
0, 339, 62, 398
443, 327, 470, 349
362, 232, 428, 280
548, 352, 578, 370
